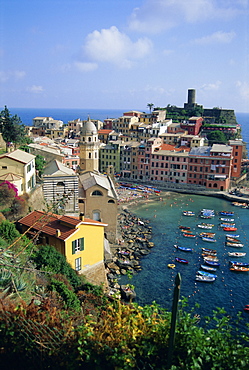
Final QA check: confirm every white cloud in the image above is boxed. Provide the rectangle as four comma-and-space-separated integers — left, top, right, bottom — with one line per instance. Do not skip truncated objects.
27, 85, 44, 94
83, 26, 153, 68
236, 81, 249, 100
0, 70, 26, 83
74, 62, 98, 72
128, 0, 242, 34
193, 31, 236, 45
200, 81, 222, 91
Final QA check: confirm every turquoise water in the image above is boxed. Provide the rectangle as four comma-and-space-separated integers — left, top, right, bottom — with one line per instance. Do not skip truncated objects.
121, 193, 249, 322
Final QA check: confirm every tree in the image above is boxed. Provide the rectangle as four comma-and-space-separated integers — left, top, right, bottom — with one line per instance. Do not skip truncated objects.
0, 106, 26, 150
35, 154, 46, 177
207, 130, 227, 145
147, 103, 154, 113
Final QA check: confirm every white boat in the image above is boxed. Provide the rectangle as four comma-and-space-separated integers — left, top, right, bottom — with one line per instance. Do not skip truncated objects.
228, 252, 246, 257
195, 275, 216, 282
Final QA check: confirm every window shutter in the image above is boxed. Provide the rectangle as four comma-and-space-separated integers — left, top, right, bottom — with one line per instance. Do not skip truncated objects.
80, 238, 84, 251
72, 240, 76, 254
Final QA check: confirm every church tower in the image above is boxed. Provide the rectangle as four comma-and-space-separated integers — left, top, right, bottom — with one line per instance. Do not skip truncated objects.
79, 116, 100, 173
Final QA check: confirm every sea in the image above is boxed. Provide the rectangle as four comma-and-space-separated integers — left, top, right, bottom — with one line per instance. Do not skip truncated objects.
9, 107, 249, 323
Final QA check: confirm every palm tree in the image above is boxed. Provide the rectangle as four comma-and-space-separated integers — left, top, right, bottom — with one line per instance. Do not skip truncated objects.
147, 103, 154, 113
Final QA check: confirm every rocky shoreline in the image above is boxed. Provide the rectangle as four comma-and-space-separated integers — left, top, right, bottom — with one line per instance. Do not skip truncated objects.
106, 208, 154, 300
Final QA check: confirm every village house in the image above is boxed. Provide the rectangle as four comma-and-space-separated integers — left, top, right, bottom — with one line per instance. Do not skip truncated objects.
0, 149, 36, 195
18, 210, 108, 284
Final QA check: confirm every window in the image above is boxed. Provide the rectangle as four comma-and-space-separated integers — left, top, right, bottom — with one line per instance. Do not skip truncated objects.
2, 166, 7, 169
92, 190, 103, 196
72, 238, 84, 254
75, 257, 81, 271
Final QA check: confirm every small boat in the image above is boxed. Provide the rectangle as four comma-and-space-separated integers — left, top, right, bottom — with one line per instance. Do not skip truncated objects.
183, 210, 195, 216
203, 256, 219, 262
202, 237, 216, 243
226, 237, 241, 243
230, 266, 249, 272
202, 247, 217, 254
197, 223, 214, 229
226, 242, 244, 248
197, 270, 217, 278
175, 257, 188, 264
226, 233, 240, 238
220, 217, 234, 222
183, 233, 196, 238
228, 252, 246, 257
223, 227, 237, 231
168, 263, 176, 269
243, 307, 249, 312
179, 225, 191, 230
200, 209, 215, 218
199, 232, 216, 238
229, 261, 249, 267
220, 223, 236, 228
220, 211, 234, 216
174, 245, 192, 252
200, 264, 217, 272
180, 229, 192, 233
205, 260, 220, 267
195, 275, 216, 282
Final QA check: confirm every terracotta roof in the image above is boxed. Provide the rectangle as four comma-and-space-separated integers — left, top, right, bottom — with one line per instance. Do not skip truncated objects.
98, 129, 113, 134
18, 210, 107, 241
160, 144, 191, 152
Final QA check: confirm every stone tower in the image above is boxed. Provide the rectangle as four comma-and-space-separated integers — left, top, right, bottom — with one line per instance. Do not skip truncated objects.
79, 116, 100, 173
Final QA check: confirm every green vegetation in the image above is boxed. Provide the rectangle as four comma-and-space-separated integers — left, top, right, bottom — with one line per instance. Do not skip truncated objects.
0, 219, 248, 369
206, 130, 228, 145
35, 154, 46, 176
0, 106, 26, 150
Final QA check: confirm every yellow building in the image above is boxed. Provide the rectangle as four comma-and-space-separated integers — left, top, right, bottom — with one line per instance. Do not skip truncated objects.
18, 210, 107, 274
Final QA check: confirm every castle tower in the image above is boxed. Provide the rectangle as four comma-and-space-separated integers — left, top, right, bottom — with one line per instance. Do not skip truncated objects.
79, 116, 100, 173
187, 89, 196, 105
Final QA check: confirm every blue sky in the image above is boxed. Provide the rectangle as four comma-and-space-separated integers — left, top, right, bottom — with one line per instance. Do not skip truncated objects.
0, 0, 248, 112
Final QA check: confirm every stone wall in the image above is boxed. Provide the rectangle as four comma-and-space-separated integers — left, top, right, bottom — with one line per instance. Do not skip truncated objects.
27, 183, 46, 211
80, 261, 108, 289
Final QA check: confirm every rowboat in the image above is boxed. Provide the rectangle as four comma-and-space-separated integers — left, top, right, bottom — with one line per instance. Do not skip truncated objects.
183, 233, 196, 238
226, 234, 240, 238
175, 257, 188, 264
226, 242, 244, 248
223, 227, 237, 231
203, 256, 219, 262
220, 217, 234, 222
202, 237, 216, 243
200, 264, 217, 272
199, 232, 216, 237
174, 245, 192, 252
197, 270, 217, 278
229, 261, 249, 266
226, 237, 241, 243
195, 275, 216, 282
197, 223, 214, 229
202, 247, 217, 254
179, 226, 191, 230
183, 211, 195, 216
228, 252, 246, 257
200, 209, 215, 218
205, 260, 220, 267
220, 211, 234, 216
180, 229, 192, 233
220, 223, 235, 228
230, 266, 249, 272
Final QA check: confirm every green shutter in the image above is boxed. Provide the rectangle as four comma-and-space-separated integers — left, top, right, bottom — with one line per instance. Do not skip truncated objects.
72, 240, 76, 254
80, 238, 84, 251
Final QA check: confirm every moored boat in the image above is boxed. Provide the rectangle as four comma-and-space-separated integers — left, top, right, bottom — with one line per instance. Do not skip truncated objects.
226, 242, 244, 248
220, 217, 234, 222
183, 233, 196, 238
179, 225, 191, 230
229, 261, 249, 266
226, 236, 241, 243
197, 270, 217, 278
195, 275, 216, 282
228, 252, 246, 257
202, 247, 217, 254
220, 211, 234, 216
205, 260, 220, 267
223, 227, 237, 231
200, 264, 217, 272
199, 232, 216, 238
197, 223, 214, 229
226, 233, 240, 238
203, 256, 219, 262
230, 266, 249, 272
183, 210, 195, 216
175, 257, 188, 264
202, 236, 216, 243
220, 223, 236, 228
174, 245, 192, 252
